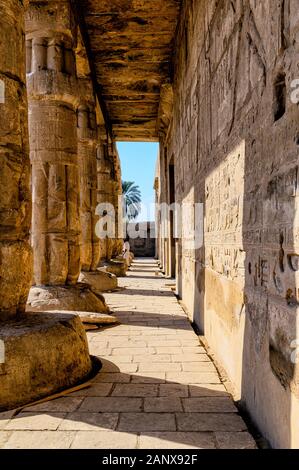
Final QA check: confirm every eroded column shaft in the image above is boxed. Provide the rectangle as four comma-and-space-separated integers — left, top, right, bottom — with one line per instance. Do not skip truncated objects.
0, 0, 32, 320
26, 0, 80, 286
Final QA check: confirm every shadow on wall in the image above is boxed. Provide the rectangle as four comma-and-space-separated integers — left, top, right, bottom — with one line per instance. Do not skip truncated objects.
196, 124, 299, 448
175, 1, 299, 449
241, 118, 299, 448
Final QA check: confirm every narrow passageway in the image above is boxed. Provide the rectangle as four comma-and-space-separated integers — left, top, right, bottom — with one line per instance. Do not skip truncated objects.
0, 259, 256, 449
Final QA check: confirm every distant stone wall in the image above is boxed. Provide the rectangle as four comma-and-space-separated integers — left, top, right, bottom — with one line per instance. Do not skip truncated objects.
128, 222, 155, 258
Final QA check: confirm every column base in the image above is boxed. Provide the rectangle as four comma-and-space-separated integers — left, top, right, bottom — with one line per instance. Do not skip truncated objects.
26, 284, 110, 314
0, 311, 92, 411
104, 259, 128, 277
79, 269, 118, 293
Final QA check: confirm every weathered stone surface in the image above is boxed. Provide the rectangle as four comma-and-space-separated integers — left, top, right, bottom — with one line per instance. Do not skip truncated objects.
79, 269, 118, 293
3, 431, 76, 449
176, 413, 247, 433
75, 312, 118, 325
58, 412, 118, 431
26, 285, 109, 314
105, 259, 127, 277
139, 432, 216, 449
0, 312, 92, 410
215, 432, 257, 450
0, 0, 32, 320
118, 413, 176, 432
70, 430, 138, 449
5, 413, 67, 431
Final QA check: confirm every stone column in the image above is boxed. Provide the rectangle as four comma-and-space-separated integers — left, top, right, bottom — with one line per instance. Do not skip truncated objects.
112, 149, 124, 257
25, 0, 80, 287
76, 83, 117, 292
0, 0, 32, 320
96, 141, 115, 261
77, 79, 100, 272
25, 0, 108, 312
96, 141, 126, 277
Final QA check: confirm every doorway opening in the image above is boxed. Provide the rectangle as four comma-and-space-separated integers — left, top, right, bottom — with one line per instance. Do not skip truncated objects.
117, 142, 158, 258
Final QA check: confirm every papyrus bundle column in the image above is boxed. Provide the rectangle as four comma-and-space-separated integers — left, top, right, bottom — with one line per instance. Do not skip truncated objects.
112, 150, 124, 257
77, 79, 100, 271
0, 0, 32, 319
96, 141, 115, 261
26, 0, 80, 286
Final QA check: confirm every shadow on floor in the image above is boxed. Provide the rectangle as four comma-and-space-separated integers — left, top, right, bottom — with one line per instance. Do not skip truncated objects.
108, 288, 175, 297
0, 359, 257, 449
97, 315, 194, 331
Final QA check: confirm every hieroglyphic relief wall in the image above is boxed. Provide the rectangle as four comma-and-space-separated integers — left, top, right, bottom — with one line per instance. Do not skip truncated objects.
157, 0, 299, 448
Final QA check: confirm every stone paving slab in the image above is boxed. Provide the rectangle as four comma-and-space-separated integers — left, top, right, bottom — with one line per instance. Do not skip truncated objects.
79, 397, 143, 413
0, 259, 257, 449
4, 413, 66, 431
70, 431, 138, 449
118, 413, 176, 432
139, 432, 217, 449
2, 431, 76, 449
58, 413, 118, 431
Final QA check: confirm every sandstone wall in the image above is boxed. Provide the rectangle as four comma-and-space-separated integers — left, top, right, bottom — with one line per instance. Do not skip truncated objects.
158, 0, 299, 448
0, 0, 32, 319
128, 222, 156, 258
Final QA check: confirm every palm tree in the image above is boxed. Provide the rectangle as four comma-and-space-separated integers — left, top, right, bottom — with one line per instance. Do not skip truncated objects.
122, 181, 142, 221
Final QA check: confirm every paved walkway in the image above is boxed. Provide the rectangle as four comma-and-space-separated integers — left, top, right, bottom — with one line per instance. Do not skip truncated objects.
0, 259, 256, 449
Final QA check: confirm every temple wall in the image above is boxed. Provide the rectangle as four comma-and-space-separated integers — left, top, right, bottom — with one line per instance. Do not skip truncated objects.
157, 0, 299, 448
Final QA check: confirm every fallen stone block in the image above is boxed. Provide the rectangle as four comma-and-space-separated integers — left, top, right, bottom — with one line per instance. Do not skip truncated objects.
79, 269, 118, 293
104, 259, 127, 277
27, 284, 109, 314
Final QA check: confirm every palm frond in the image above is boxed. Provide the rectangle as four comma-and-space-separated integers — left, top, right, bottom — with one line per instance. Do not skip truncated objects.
122, 180, 142, 221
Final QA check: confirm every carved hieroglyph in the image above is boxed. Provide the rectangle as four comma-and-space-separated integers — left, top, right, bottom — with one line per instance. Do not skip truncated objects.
205, 141, 246, 288
0, 0, 32, 319
26, 0, 81, 286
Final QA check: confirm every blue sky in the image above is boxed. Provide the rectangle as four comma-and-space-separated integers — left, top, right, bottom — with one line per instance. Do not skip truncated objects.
117, 142, 159, 222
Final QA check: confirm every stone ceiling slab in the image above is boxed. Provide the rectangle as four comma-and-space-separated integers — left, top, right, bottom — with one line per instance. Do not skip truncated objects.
78, 0, 182, 141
